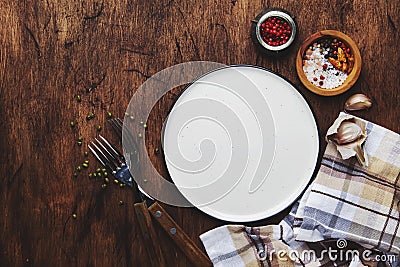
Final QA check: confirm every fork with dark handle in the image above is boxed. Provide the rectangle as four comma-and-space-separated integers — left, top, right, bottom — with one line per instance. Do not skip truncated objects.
89, 136, 167, 267
109, 118, 212, 267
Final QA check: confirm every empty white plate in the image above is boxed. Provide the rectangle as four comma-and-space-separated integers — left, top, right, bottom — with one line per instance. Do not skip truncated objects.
163, 65, 319, 222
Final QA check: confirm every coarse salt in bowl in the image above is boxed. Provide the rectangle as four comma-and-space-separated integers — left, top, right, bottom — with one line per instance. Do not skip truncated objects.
296, 30, 362, 96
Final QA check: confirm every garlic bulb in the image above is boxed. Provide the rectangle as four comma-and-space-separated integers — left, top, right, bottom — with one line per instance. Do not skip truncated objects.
344, 93, 372, 111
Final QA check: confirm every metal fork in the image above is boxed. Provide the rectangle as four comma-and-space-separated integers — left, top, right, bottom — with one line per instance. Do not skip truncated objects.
88, 135, 167, 267
107, 118, 212, 267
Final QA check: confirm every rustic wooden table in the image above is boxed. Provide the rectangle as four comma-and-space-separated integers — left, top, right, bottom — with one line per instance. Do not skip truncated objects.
1, 0, 399, 266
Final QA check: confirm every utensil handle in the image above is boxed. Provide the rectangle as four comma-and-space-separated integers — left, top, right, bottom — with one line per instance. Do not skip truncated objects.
148, 202, 212, 267
134, 202, 167, 267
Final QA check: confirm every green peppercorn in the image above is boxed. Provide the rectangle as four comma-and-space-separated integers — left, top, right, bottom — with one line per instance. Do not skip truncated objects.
101, 183, 107, 189
119, 183, 125, 188
76, 95, 82, 102
77, 141, 82, 146
113, 179, 119, 184
143, 124, 147, 128
154, 148, 160, 154
72, 213, 77, 219
102, 168, 106, 173
119, 200, 124, 206
104, 177, 109, 183
77, 166, 82, 172
73, 172, 78, 177
107, 112, 112, 118
84, 160, 89, 164
84, 151, 89, 157
129, 115, 134, 120
82, 163, 89, 168
93, 172, 97, 177
125, 112, 129, 117
96, 168, 101, 173
78, 137, 83, 142
70, 121, 75, 127
97, 172, 102, 177
103, 171, 108, 176
86, 115, 91, 121
97, 125, 102, 132
89, 173, 93, 178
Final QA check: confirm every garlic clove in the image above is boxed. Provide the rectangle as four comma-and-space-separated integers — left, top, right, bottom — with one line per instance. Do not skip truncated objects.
326, 113, 368, 166
344, 93, 372, 111
336, 141, 368, 167
333, 121, 362, 145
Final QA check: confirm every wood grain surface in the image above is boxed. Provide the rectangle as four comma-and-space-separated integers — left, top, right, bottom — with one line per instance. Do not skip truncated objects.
0, 0, 399, 266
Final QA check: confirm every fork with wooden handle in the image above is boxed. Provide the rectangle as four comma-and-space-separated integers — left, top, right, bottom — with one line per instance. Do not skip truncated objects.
94, 118, 211, 267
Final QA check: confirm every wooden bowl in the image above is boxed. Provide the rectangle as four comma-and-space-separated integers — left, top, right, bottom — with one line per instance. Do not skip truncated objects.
296, 30, 362, 96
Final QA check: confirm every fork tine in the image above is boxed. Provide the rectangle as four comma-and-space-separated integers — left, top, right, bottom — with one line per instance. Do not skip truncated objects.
109, 118, 122, 138
89, 142, 118, 172
98, 135, 125, 161
109, 118, 137, 149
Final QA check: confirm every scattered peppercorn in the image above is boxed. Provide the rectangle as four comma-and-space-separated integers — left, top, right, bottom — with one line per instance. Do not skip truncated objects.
70, 121, 75, 128
138, 133, 142, 138
101, 183, 107, 189
119, 200, 124, 206
104, 177, 109, 183
107, 112, 112, 118
72, 213, 77, 219
113, 179, 119, 184
97, 125, 102, 132
143, 124, 147, 129
76, 95, 82, 102
77, 166, 82, 172
82, 163, 89, 168
84, 151, 89, 157
155, 148, 160, 154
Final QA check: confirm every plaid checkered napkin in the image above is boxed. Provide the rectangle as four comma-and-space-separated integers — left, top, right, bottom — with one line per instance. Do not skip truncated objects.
200, 113, 400, 266
294, 113, 400, 255
200, 203, 397, 266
